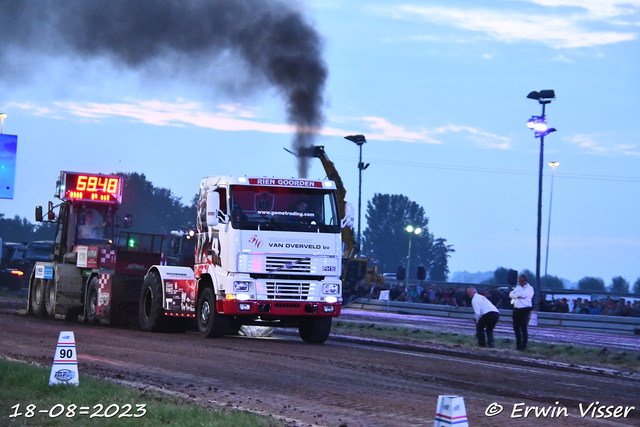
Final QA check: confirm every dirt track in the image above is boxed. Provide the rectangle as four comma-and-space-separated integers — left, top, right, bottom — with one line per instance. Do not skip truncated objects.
1, 301, 639, 427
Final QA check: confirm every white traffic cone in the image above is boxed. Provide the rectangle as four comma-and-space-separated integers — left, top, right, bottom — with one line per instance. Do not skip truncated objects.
49, 331, 79, 386
434, 395, 468, 427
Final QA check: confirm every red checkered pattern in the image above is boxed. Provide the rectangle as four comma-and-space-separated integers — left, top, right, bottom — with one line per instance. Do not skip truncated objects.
98, 273, 111, 290
100, 249, 115, 262
100, 249, 116, 268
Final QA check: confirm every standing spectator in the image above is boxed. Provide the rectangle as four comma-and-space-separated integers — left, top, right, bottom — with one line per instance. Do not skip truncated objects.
509, 274, 534, 351
556, 298, 569, 313
419, 286, 430, 303
389, 284, 401, 301
453, 288, 468, 307
495, 288, 510, 309
441, 288, 452, 305
467, 287, 500, 347
408, 285, 419, 303
394, 285, 409, 302
433, 286, 443, 304
428, 285, 436, 303
539, 293, 553, 312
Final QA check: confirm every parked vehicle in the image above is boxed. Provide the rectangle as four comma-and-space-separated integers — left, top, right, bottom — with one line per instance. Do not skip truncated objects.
23, 240, 54, 280
0, 239, 27, 291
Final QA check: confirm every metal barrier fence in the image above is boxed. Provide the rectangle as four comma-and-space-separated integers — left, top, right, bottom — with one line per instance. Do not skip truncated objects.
346, 298, 640, 335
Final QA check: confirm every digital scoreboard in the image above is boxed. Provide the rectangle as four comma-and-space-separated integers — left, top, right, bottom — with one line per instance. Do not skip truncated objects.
59, 172, 123, 204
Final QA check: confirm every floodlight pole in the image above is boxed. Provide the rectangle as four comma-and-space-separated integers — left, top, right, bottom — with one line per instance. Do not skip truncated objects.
357, 142, 364, 247
533, 99, 549, 310
344, 135, 368, 250
404, 225, 421, 287
544, 162, 558, 278
406, 233, 413, 288
536, 131, 545, 306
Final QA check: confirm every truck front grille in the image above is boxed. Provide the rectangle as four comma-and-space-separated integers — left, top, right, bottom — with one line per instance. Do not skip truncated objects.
265, 256, 312, 273
265, 282, 311, 300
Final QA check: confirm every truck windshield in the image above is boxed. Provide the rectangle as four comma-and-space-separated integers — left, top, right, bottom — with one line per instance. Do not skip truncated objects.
229, 185, 340, 233
76, 207, 114, 245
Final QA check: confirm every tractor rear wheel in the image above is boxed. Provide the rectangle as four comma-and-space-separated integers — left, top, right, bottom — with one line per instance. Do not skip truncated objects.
45, 279, 56, 318
30, 278, 46, 318
84, 277, 99, 324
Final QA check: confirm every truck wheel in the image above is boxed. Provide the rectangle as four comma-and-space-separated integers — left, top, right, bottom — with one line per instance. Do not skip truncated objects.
299, 317, 332, 344
197, 287, 230, 338
45, 279, 56, 318
30, 278, 46, 317
84, 277, 99, 324
139, 271, 166, 332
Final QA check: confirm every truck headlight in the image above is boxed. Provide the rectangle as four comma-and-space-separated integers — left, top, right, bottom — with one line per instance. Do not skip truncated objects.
234, 281, 251, 292
323, 283, 340, 294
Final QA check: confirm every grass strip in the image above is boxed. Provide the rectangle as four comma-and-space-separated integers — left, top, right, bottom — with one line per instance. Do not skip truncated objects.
332, 320, 640, 371
0, 358, 285, 427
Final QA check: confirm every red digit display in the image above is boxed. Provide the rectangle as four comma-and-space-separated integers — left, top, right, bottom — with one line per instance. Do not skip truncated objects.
87, 176, 98, 191
59, 172, 123, 204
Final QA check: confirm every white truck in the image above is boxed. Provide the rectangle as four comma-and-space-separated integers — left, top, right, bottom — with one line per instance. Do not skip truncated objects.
140, 175, 352, 343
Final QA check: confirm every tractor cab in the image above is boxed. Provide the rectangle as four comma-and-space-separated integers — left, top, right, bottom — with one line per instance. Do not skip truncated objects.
36, 172, 130, 262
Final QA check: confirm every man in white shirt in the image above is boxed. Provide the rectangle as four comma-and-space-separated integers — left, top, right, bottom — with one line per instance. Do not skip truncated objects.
509, 274, 535, 350
467, 287, 500, 347
78, 210, 107, 239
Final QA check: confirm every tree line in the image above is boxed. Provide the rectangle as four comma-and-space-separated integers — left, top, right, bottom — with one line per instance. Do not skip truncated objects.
481, 267, 640, 295
361, 194, 454, 282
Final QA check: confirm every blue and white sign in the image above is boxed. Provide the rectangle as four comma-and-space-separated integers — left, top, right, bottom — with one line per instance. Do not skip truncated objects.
0, 134, 17, 200
35, 264, 54, 280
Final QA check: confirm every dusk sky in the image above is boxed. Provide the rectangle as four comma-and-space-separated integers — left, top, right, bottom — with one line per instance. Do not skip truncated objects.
1, 1, 638, 286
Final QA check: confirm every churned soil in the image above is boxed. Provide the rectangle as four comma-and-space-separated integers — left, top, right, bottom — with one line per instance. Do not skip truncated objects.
0, 299, 639, 427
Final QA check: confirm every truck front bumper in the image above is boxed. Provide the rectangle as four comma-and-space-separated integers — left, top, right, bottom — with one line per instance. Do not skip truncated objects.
217, 299, 341, 317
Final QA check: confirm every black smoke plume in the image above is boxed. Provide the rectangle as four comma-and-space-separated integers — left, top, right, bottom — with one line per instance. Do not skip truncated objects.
0, 0, 326, 177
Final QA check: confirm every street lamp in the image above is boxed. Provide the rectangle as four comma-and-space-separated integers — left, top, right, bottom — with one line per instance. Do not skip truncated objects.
544, 161, 559, 280
0, 113, 6, 134
344, 134, 369, 250
405, 225, 422, 286
526, 90, 557, 309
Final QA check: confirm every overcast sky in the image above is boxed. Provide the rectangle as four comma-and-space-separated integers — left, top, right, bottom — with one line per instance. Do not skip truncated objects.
1, 0, 638, 285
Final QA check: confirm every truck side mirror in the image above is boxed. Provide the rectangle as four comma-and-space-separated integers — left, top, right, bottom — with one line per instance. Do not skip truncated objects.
35, 206, 43, 222
341, 202, 355, 228
123, 214, 133, 228
206, 191, 220, 227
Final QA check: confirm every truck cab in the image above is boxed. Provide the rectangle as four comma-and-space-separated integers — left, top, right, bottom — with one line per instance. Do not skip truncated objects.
143, 175, 352, 343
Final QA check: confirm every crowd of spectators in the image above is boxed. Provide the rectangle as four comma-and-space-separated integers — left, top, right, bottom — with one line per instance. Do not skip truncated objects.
540, 295, 640, 317
345, 281, 640, 318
